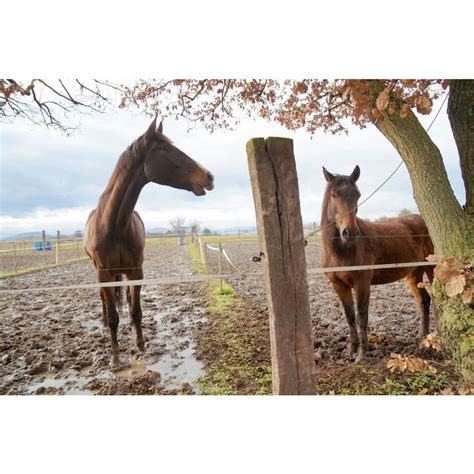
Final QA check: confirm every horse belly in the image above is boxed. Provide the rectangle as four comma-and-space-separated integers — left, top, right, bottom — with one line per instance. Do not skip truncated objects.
371, 266, 416, 285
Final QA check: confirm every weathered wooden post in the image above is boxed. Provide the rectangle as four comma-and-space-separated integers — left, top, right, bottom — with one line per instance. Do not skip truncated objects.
247, 137, 315, 395
218, 242, 223, 293
13, 243, 18, 274
203, 242, 209, 274
55, 230, 60, 265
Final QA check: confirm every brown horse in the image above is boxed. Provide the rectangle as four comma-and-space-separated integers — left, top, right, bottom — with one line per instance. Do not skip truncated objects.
84, 118, 214, 367
320, 165, 434, 363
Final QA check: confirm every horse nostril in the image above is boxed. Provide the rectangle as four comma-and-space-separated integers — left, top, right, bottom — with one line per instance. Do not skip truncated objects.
207, 171, 214, 182
342, 228, 349, 237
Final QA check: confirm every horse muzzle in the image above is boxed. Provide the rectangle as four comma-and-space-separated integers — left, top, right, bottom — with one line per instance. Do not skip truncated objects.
340, 226, 360, 245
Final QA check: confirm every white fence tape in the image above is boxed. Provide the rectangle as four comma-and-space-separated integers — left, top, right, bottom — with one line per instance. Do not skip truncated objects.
0, 261, 436, 295
0, 273, 237, 295
221, 248, 242, 273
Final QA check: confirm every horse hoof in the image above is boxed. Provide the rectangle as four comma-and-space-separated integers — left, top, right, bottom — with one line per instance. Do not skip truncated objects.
355, 351, 367, 364
110, 355, 121, 369
137, 340, 146, 353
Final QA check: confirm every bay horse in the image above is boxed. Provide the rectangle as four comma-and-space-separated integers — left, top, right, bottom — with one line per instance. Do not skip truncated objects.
320, 165, 434, 363
84, 118, 214, 367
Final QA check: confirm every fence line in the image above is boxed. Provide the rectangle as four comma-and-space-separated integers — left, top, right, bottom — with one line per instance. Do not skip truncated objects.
0, 260, 437, 295
0, 273, 237, 295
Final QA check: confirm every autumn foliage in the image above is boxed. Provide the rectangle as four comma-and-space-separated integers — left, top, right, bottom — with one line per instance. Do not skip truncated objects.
115, 79, 450, 134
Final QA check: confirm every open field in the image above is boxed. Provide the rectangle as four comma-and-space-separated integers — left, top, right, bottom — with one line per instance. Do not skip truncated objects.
0, 238, 462, 395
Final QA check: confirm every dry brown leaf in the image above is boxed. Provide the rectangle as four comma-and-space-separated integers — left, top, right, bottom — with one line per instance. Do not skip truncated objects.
426, 254, 442, 262
445, 274, 466, 297
420, 332, 442, 351
462, 287, 472, 304
440, 387, 454, 395
387, 353, 437, 374
434, 260, 459, 283
418, 388, 428, 395
371, 107, 384, 121
400, 103, 410, 118
457, 386, 474, 395
415, 95, 433, 114
426, 363, 437, 375
376, 89, 390, 111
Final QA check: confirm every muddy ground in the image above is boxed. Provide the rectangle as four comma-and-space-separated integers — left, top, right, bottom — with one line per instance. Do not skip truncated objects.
0, 239, 461, 395
202, 238, 460, 393
0, 245, 208, 395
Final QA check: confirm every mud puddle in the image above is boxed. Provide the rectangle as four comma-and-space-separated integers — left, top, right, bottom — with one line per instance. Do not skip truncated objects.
0, 245, 209, 395
113, 292, 207, 393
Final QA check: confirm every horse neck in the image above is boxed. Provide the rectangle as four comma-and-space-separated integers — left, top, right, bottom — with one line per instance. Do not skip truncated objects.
97, 151, 149, 232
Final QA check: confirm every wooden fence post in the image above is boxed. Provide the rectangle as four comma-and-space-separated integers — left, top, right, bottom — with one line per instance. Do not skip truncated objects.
13, 243, 17, 274
198, 238, 205, 267
56, 230, 60, 265
203, 242, 209, 274
218, 242, 223, 293
247, 137, 315, 395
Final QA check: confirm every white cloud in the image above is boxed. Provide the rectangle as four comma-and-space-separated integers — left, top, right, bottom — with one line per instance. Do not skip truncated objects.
0, 97, 465, 237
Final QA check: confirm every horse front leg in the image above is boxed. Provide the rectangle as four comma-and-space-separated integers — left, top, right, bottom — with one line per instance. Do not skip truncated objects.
332, 281, 359, 357
127, 268, 145, 353
354, 281, 371, 363
101, 285, 121, 368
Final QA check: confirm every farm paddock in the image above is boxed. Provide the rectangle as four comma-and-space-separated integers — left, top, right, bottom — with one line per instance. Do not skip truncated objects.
0, 238, 465, 395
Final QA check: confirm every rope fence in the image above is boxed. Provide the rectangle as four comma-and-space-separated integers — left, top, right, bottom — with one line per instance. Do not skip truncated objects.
0, 233, 437, 295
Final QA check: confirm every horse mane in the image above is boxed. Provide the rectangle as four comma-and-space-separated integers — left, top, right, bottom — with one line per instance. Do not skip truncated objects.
98, 130, 173, 211
106, 131, 173, 184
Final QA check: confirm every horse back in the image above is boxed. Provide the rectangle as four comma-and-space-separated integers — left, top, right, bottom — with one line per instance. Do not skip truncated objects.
323, 213, 433, 287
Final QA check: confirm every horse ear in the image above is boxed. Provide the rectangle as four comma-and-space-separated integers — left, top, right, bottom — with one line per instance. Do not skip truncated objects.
350, 165, 360, 183
322, 166, 335, 183
157, 120, 163, 134
144, 117, 157, 142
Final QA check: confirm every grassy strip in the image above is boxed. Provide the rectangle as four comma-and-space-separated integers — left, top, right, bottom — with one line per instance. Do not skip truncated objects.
315, 364, 460, 395
0, 257, 89, 279
187, 241, 272, 395
195, 281, 272, 395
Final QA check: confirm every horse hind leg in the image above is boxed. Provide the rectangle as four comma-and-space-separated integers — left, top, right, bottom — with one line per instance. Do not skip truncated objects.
424, 266, 441, 332
127, 268, 145, 353
406, 269, 430, 338
100, 289, 107, 327
115, 274, 123, 314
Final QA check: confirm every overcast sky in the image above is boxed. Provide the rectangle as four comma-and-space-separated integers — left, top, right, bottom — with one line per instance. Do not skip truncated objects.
0, 97, 465, 237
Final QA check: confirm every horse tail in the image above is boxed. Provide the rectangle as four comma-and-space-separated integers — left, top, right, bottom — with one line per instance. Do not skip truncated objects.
115, 274, 123, 312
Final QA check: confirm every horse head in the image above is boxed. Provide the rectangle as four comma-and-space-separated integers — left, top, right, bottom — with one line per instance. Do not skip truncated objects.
138, 118, 214, 196
322, 165, 361, 245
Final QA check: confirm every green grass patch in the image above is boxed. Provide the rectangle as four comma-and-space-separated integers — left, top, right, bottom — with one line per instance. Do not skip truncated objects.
208, 281, 236, 312
196, 279, 272, 395
145, 236, 181, 248
187, 241, 206, 275
315, 366, 459, 395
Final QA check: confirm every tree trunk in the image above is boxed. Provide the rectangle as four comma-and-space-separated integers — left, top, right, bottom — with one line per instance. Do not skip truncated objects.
448, 80, 474, 217
371, 87, 474, 383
